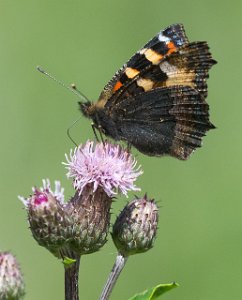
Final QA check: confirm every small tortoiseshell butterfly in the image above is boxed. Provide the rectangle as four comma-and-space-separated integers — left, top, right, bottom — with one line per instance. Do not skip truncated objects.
79, 23, 216, 160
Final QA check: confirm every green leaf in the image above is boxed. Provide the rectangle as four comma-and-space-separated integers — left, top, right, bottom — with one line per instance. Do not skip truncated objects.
128, 282, 179, 300
62, 256, 76, 266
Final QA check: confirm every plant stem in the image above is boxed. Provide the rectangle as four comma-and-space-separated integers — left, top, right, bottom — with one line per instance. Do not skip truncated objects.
99, 253, 128, 300
64, 256, 81, 300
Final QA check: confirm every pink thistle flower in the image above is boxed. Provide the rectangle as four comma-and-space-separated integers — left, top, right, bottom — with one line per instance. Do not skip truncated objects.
63, 141, 143, 197
19, 179, 65, 209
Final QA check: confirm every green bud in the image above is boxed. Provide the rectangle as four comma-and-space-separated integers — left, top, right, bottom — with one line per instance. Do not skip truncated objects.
112, 195, 158, 256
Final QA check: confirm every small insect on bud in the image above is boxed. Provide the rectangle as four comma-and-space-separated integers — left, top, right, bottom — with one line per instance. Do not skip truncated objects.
19, 179, 68, 258
0, 251, 25, 300
112, 195, 159, 257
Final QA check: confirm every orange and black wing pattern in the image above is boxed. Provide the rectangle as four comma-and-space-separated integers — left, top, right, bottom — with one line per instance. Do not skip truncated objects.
82, 24, 216, 160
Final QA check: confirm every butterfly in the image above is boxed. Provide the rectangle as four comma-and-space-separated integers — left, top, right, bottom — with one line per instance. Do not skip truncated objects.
79, 23, 216, 160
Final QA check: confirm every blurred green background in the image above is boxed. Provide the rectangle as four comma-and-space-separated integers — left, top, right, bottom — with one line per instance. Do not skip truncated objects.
0, 0, 241, 299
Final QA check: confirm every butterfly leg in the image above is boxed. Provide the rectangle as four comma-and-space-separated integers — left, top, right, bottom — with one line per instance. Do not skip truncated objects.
91, 123, 100, 142
67, 117, 82, 146
127, 142, 132, 153
97, 125, 105, 145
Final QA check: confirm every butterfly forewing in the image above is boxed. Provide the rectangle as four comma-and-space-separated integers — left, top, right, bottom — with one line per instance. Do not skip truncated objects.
81, 23, 216, 160
98, 23, 189, 106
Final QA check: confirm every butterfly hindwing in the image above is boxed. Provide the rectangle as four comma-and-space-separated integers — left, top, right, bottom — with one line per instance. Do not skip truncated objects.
109, 86, 214, 160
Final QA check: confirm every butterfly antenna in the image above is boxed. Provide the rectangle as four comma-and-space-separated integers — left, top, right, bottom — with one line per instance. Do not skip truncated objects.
37, 66, 89, 104
70, 83, 87, 98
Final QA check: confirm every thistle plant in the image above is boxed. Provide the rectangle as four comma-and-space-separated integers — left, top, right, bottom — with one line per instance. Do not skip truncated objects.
18, 141, 163, 300
16, 140, 178, 300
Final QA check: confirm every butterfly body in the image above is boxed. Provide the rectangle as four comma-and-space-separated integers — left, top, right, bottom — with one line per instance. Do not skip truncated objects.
80, 24, 216, 160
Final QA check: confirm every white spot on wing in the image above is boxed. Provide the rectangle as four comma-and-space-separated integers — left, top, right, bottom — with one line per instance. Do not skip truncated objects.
139, 48, 147, 54
158, 33, 170, 43
160, 61, 178, 73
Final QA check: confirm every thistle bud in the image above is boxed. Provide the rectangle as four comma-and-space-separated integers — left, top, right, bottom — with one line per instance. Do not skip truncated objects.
19, 179, 69, 258
65, 185, 112, 254
0, 251, 25, 300
112, 195, 158, 257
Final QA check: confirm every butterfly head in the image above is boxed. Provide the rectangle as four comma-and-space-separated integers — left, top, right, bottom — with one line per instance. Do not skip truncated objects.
79, 101, 95, 118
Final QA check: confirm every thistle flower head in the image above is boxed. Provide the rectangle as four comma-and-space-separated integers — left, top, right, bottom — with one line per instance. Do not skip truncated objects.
63, 141, 143, 197
0, 251, 25, 300
112, 195, 159, 256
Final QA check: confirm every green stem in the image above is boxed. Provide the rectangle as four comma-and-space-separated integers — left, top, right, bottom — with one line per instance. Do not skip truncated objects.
64, 256, 81, 300
99, 253, 128, 300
